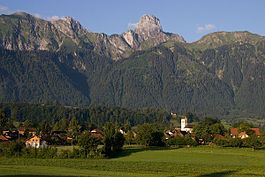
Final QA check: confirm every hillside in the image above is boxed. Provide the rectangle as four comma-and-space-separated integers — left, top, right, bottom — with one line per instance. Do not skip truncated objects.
0, 12, 265, 118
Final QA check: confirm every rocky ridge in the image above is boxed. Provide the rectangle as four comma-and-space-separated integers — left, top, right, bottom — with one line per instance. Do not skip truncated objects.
0, 13, 185, 60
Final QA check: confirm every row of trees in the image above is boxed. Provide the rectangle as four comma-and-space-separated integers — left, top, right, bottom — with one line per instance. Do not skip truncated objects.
0, 103, 170, 131
214, 136, 264, 149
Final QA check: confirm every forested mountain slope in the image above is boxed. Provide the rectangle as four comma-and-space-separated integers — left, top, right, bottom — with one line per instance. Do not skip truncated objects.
0, 12, 265, 118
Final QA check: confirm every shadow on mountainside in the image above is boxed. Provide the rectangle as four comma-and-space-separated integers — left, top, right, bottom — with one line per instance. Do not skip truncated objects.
196, 170, 238, 177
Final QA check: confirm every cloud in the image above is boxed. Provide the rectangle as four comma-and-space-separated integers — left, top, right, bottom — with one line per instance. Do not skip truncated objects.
196, 24, 216, 33
33, 13, 42, 18
0, 4, 12, 14
48, 16, 63, 21
128, 22, 138, 30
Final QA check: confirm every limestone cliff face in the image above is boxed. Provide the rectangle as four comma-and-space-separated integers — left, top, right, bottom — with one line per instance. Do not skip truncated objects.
96, 15, 186, 60
0, 13, 185, 60
122, 15, 185, 50
51, 17, 83, 40
135, 15, 162, 41
51, 16, 92, 48
0, 12, 63, 51
0, 12, 92, 52
122, 30, 140, 49
133, 14, 185, 45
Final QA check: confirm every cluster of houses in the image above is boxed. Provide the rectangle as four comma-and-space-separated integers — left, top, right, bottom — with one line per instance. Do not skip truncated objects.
165, 116, 194, 139
165, 115, 261, 140
230, 127, 261, 139
0, 116, 262, 148
0, 127, 105, 148
0, 127, 45, 148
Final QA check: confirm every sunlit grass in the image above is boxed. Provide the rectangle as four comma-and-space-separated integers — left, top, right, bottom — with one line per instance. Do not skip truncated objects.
0, 146, 264, 177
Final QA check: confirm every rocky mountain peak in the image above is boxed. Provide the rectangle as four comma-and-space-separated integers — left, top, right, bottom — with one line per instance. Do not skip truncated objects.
51, 16, 82, 31
120, 14, 185, 51
51, 16, 83, 41
135, 15, 162, 32
61, 16, 75, 23
134, 15, 162, 40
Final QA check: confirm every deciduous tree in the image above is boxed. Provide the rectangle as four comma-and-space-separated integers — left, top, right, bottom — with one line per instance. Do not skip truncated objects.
78, 131, 100, 158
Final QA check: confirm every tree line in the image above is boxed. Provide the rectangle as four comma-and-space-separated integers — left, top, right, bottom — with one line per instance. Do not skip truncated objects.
0, 103, 170, 131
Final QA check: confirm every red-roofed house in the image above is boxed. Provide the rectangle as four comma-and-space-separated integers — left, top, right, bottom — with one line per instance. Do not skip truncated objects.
251, 128, 261, 137
230, 128, 238, 138
230, 128, 261, 139
214, 134, 225, 139
90, 129, 104, 140
0, 135, 8, 142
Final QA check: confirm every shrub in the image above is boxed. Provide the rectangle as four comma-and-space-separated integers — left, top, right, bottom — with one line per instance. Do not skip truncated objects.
184, 136, 198, 146
166, 136, 197, 147
136, 123, 164, 147
0, 141, 25, 157
22, 147, 57, 158
242, 136, 262, 149
229, 138, 243, 147
70, 148, 81, 158
78, 131, 100, 158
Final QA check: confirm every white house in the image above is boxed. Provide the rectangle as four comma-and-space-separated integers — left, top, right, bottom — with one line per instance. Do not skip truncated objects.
25, 135, 47, 148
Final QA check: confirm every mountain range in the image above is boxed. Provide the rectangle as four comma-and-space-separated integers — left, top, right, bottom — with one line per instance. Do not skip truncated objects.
0, 12, 265, 118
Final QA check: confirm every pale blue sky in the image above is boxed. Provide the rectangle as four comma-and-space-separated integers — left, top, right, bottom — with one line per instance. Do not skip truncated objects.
0, 0, 264, 42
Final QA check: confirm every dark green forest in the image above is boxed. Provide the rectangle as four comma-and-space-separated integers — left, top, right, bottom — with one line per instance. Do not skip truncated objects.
0, 103, 170, 128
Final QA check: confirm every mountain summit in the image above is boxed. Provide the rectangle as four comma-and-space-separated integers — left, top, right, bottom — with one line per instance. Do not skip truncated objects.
120, 15, 185, 57
135, 15, 162, 39
92, 14, 185, 59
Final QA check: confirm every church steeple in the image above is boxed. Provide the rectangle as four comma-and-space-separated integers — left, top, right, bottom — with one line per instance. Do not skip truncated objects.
181, 116, 188, 131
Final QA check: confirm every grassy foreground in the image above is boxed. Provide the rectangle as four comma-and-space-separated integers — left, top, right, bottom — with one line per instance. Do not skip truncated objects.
0, 146, 265, 177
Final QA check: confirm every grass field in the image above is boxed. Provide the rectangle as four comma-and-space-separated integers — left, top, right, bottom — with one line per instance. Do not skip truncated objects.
0, 146, 265, 177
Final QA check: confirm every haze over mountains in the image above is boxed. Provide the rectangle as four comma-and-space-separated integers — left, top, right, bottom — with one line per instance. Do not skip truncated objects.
1, 12, 265, 118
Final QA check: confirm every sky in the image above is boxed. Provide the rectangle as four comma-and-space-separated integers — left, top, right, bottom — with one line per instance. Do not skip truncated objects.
0, 0, 264, 42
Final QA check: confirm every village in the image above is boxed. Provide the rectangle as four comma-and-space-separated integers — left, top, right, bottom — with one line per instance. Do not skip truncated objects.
0, 114, 263, 151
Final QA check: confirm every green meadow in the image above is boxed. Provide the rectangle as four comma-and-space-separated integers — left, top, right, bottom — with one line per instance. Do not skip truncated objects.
0, 146, 264, 177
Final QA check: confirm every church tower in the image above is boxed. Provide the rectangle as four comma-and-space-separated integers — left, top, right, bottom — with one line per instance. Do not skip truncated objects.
181, 116, 188, 131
